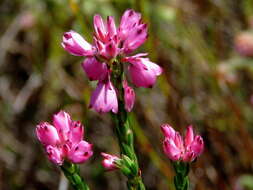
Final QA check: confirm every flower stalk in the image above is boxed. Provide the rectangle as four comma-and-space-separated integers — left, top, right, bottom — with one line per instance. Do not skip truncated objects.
61, 162, 90, 190
111, 60, 146, 190
173, 162, 190, 190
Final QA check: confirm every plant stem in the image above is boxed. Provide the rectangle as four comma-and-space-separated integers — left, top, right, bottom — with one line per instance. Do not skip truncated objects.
173, 162, 190, 190
111, 60, 146, 190
61, 162, 90, 190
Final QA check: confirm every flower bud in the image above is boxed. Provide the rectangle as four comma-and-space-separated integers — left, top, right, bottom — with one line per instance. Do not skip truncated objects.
101, 153, 120, 170
123, 81, 135, 112
36, 122, 60, 146
62, 31, 94, 56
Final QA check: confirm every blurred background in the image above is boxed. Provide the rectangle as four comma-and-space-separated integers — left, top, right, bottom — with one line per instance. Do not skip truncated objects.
1, 0, 253, 189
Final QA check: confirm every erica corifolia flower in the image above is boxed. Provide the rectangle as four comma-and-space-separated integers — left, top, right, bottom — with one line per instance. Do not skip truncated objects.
123, 80, 135, 112
36, 111, 93, 165
89, 76, 118, 113
161, 124, 204, 190
161, 124, 204, 162
62, 31, 94, 56
123, 54, 163, 88
62, 9, 162, 113
101, 152, 120, 171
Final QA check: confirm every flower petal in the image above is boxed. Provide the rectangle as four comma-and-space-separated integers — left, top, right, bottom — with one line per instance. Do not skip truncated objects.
46, 145, 64, 165
82, 57, 108, 81
36, 122, 60, 146
68, 141, 93, 164
62, 31, 94, 56
89, 79, 118, 113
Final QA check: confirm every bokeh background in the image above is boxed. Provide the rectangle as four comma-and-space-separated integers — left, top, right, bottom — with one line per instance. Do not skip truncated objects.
1, 0, 253, 189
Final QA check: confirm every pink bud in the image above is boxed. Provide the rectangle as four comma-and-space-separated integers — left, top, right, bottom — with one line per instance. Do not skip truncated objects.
174, 132, 184, 151
36, 122, 60, 146
182, 151, 196, 162
68, 141, 93, 164
69, 121, 84, 145
161, 124, 204, 162
62, 31, 94, 56
160, 124, 176, 138
185, 125, 194, 147
189, 135, 204, 156
101, 153, 120, 170
107, 16, 117, 38
94, 15, 107, 42
53, 111, 71, 141
46, 145, 64, 165
89, 79, 118, 113
123, 81, 135, 112
163, 139, 182, 161
124, 55, 162, 88
81, 57, 108, 81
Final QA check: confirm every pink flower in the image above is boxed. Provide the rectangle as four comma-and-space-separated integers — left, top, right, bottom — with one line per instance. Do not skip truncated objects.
46, 145, 64, 165
101, 152, 120, 170
123, 54, 163, 88
36, 111, 93, 165
93, 15, 119, 59
89, 78, 118, 113
68, 141, 93, 164
118, 9, 147, 53
123, 80, 135, 112
118, 9, 141, 41
81, 57, 108, 81
36, 122, 60, 146
53, 110, 72, 141
62, 31, 94, 56
161, 124, 204, 162
61, 10, 163, 114
62, 9, 147, 62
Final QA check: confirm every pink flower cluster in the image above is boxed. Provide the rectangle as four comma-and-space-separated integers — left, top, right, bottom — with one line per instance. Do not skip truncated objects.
161, 124, 204, 162
36, 111, 93, 165
62, 9, 162, 113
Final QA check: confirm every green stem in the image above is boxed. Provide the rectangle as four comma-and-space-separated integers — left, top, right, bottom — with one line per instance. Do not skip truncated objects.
61, 162, 90, 190
111, 60, 146, 190
173, 162, 190, 190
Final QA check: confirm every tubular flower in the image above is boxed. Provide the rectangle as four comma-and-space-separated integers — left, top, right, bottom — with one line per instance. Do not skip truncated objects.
123, 80, 135, 112
161, 124, 204, 162
101, 153, 120, 171
36, 111, 93, 165
62, 9, 163, 113
61, 31, 94, 56
89, 77, 118, 114
123, 54, 163, 88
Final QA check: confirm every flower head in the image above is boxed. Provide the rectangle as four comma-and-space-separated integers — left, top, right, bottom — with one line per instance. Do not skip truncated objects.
62, 9, 163, 114
161, 124, 204, 162
36, 111, 93, 165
